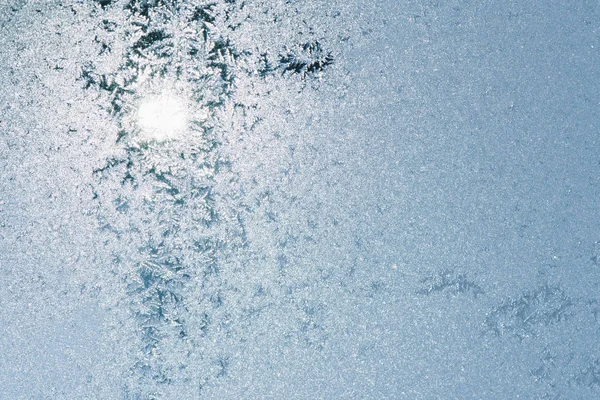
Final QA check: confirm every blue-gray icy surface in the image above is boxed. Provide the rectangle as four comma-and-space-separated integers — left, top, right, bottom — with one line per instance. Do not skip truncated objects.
1, 1, 600, 399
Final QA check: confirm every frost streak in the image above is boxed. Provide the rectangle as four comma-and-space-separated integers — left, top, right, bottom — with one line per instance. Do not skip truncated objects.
83, 0, 336, 396
484, 285, 575, 340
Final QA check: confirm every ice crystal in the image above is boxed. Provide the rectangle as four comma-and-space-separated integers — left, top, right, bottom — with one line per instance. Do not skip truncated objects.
484, 285, 575, 340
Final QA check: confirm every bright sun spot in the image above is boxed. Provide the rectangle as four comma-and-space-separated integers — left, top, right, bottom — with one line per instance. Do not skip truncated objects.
137, 94, 188, 141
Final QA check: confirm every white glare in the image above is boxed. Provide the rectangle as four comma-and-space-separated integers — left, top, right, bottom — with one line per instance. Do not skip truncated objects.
137, 95, 188, 141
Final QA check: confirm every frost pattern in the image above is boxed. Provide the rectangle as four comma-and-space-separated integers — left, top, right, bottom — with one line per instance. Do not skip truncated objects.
484, 284, 575, 340
75, 0, 338, 397
416, 270, 484, 298
4, 1, 599, 399
574, 359, 600, 389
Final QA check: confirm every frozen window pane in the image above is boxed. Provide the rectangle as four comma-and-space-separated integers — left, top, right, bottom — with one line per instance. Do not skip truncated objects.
1, 1, 600, 399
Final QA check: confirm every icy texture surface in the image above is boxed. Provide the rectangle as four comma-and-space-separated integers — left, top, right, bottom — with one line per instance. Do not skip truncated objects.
1, 1, 600, 399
